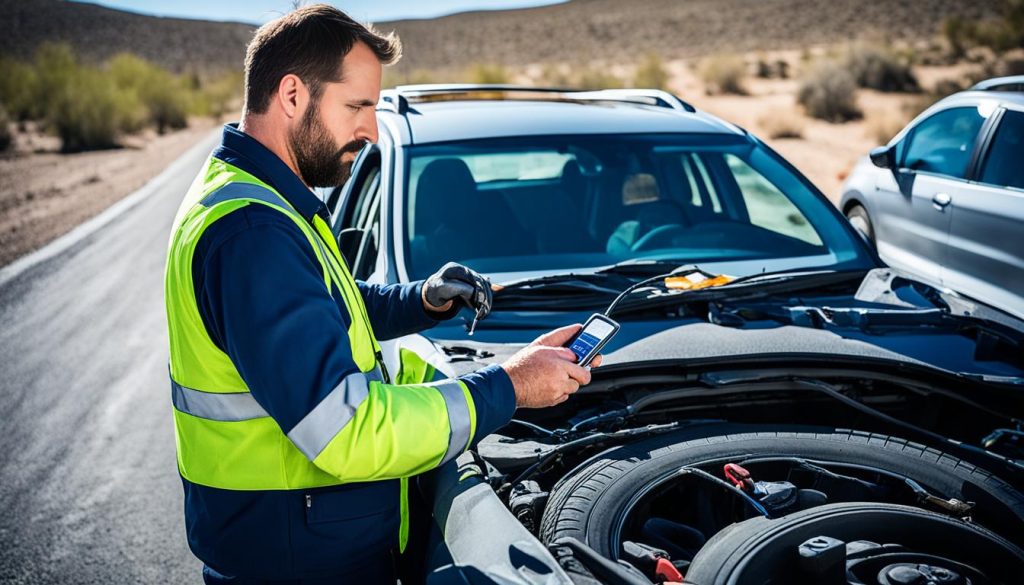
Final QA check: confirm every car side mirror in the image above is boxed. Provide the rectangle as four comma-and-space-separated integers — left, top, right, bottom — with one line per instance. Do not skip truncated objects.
337, 227, 365, 269
869, 146, 895, 170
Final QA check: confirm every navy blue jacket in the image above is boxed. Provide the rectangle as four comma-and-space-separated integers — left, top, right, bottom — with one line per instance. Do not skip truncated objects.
180, 124, 515, 579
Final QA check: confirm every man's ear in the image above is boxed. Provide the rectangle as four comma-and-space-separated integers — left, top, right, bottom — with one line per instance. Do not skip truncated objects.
276, 74, 307, 120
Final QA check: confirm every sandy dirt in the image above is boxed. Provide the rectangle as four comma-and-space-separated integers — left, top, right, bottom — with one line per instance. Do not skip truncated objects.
0, 118, 226, 267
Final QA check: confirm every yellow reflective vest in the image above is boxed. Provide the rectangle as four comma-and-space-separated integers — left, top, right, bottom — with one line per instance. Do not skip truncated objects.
165, 155, 476, 553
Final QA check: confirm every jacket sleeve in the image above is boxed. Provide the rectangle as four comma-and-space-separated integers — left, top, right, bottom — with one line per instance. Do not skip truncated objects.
356, 281, 453, 340
194, 205, 516, 481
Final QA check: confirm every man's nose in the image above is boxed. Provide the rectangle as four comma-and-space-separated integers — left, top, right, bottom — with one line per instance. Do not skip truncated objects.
355, 111, 379, 144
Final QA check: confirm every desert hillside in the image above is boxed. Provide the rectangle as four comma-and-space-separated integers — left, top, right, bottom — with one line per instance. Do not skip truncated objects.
0, 0, 255, 73
381, 0, 998, 71
0, 0, 998, 73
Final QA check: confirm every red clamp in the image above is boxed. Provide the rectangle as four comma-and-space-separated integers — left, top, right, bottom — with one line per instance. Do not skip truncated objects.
724, 463, 755, 492
655, 557, 684, 583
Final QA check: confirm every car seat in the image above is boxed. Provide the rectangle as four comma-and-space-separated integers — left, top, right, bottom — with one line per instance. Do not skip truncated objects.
606, 173, 687, 254
411, 158, 531, 273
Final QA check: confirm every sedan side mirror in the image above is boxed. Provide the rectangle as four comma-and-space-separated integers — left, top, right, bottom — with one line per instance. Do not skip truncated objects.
869, 145, 896, 170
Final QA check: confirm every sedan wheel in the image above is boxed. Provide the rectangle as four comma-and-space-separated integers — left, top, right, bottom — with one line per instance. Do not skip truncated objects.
846, 204, 875, 243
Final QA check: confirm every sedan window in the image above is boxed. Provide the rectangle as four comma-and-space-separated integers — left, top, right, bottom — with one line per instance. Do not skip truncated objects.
901, 107, 986, 179
979, 110, 1024, 190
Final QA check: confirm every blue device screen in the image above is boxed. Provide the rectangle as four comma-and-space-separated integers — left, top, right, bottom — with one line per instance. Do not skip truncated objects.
568, 318, 615, 362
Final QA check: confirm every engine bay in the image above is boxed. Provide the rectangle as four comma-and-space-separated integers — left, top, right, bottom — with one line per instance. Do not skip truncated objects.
465, 363, 1024, 584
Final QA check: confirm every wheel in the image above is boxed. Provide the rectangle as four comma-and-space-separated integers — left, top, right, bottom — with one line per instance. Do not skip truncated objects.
685, 502, 1024, 585
845, 204, 874, 243
538, 427, 1024, 574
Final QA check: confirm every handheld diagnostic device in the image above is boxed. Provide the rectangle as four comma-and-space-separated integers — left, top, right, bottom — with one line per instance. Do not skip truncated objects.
566, 313, 619, 367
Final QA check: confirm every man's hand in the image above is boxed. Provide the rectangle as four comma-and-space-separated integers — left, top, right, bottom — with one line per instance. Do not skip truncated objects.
422, 262, 493, 317
502, 324, 604, 408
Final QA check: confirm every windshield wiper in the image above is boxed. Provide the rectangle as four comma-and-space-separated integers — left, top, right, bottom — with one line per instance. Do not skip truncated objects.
609, 269, 868, 316
493, 272, 629, 310
493, 260, 699, 308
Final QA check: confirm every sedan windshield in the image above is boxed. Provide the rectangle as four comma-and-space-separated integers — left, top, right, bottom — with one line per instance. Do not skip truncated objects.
403, 133, 873, 280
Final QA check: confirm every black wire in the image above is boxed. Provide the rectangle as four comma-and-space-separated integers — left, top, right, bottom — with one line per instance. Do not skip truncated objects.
605, 265, 696, 317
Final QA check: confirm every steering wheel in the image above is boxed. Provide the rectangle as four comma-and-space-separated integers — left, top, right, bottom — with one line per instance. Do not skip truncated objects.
630, 223, 687, 252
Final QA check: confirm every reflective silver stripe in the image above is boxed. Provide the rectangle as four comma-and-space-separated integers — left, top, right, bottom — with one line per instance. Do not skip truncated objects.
432, 381, 473, 466
171, 379, 269, 422
287, 371, 371, 460
201, 182, 291, 210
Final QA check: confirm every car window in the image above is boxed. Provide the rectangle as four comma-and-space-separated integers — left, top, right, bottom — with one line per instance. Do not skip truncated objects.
725, 154, 821, 245
979, 110, 1024, 190
901, 107, 985, 179
402, 134, 870, 280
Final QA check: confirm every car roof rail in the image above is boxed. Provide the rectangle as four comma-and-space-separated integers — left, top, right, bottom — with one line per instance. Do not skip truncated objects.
377, 84, 697, 113
969, 75, 1024, 92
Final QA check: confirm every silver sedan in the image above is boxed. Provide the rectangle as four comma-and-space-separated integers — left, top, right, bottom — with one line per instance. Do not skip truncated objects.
840, 79, 1024, 319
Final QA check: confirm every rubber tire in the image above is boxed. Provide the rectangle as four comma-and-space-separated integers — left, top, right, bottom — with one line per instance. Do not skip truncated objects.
684, 502, 1024, 585
538, 428, 1024, 558
845, 204, 874, 244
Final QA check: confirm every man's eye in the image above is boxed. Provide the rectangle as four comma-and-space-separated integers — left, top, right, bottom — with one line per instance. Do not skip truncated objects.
347, 105, 362, 112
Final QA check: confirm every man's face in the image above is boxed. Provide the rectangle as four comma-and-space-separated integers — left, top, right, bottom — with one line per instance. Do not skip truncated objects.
289, 42, 381, 188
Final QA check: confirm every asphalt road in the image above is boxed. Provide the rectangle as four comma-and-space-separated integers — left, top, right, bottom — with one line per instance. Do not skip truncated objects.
0, 131, 221, 584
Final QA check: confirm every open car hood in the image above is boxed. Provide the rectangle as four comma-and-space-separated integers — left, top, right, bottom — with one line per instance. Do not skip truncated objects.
390, 269, 1024, 383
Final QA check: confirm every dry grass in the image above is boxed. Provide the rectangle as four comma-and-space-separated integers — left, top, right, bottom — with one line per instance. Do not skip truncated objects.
699, 55, 747, 95
466, 63, 511, 84
758, 108, 806, 139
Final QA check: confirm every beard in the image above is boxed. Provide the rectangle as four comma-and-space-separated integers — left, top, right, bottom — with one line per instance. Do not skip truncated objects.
288, 99, 366, 188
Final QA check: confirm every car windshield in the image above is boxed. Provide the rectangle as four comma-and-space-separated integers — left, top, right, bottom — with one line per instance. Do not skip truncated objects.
402, 133, 873, 280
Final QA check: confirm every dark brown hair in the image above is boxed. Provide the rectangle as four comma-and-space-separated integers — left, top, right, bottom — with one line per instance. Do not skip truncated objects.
243, 4, 401, 114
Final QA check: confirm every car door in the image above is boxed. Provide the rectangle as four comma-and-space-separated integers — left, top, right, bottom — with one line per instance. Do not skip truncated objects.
873, 106, 988, 285
945, 106, 1024, 317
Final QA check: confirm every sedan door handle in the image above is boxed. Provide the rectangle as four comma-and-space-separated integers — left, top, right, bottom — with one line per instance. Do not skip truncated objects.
932, 192, 951, 211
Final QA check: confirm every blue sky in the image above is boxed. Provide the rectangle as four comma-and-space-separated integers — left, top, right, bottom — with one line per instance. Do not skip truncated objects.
74, 1, 568, 24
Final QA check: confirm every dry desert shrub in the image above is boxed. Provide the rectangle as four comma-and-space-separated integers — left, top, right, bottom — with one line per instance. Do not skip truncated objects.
699, 55, 747, 95
842, 45, 919, 92
633, 54, 669, 90
0, 42, 240, 151
758, 108, 805, 139
797, 61, 862, 123
536, 63, 623, 90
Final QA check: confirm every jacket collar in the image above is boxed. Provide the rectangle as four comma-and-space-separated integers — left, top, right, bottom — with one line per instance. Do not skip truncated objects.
213, 123, 327, 223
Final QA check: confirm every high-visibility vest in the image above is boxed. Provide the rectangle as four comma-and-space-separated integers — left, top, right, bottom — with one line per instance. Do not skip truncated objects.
164, 155, 475, 550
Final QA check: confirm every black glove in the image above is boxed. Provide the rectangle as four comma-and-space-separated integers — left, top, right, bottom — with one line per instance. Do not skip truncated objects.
423, 262, 493, 318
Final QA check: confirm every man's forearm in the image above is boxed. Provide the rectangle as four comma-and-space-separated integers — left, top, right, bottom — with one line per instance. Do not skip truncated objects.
357, 281, 454, 340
